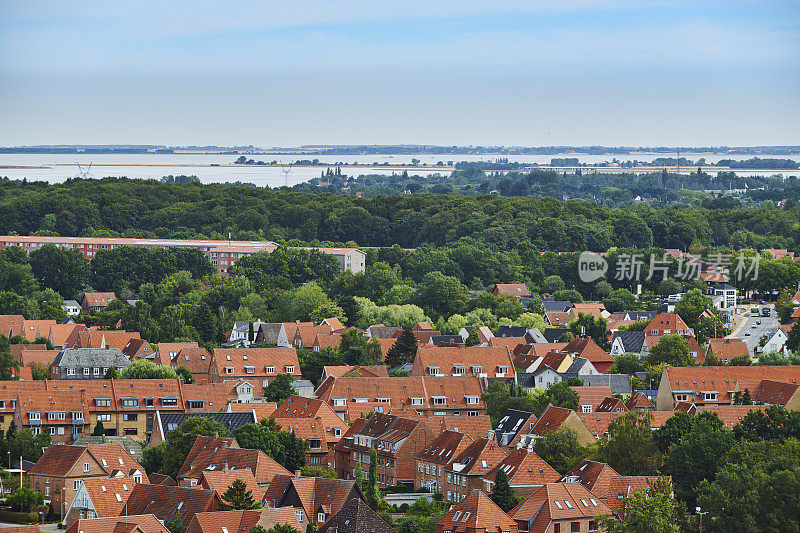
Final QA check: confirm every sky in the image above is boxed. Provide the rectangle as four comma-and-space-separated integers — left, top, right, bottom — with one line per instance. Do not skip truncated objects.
1, 0, 799, 147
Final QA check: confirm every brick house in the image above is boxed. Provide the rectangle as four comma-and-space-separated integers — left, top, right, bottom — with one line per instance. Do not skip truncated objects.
81, 293, 116, 314
262, 475, 364, 527
177, 436, 291, 487
508, 483, 611, 533
482, 448, 561, 498
436, 489, 518, 533
210, 348, 302, 387
443, 438, 507, 503
414, 430, 474, 493
15, 389, 89, 443
186, 509, 303, 533
122, 484, 222, 528
412, 346, 515, 380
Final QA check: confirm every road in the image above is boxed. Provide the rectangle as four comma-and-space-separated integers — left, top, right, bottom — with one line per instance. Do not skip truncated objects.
728, 305, 779, 354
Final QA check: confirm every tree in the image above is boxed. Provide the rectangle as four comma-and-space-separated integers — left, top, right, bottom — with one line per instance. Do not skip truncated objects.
653, 411, 694, 453
338, 329, 382, 366
598, 479, 679, 533
648, 335, 692, 367
120, 359, 179, 379
385, 326, 417, 367
598, 411, 661, 475
175, 365, 194, 383
366, 447, 379, 509
221, 478, 259, 510
30, 363, 48, 380
300, 466, 337, 478
354, 461, 364, 491
674, 289, 712, 330
234, 419, 307, 472
159, 417, 230, 478
264, 374, 295, 404
93, 420, 106, 436
531, 383, 579, 416
733, 404, 800, 441
417, 271, 467, 316
741, 387, 752, 405
7, 483, 43, 512
482, 381, 540, 425
787, 320, 800, 352
489, 468, 521, 512
264, 526, 301, 533
29, 244, 89, 299
0, 339, 20, 381
610, 353, 645, 375
729, 354, 752, 366
533, 427, 588, 474
541, 275, 565, 294
603, 289, 638, 313
165, 514, 187, 533
569, 313, 610, 350
464, 328, 480, 347
104, 367, 120, 379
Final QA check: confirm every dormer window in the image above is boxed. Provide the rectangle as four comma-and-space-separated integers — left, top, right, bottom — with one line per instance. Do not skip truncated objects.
225, 367, 234, 374
496, 365, 509, 376
285, 365, 295, 374
428, 367, 440, 376
471, 366, 483, 374
453, 366, 465, 375
432, 396, 446, 405
702, 392, 718, 401
410, 397, 424, 406
265, 366, 275, 374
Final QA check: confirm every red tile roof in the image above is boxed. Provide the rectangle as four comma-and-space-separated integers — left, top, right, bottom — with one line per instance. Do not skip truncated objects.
571, 386, 613, 412
435, 490, 518, 533
706, 338, 750, 363
413, 430, 473, 465
606, 476, 663, 512
596, 397, 628, 413
200, 469, 264, 501
87, 444, 148, 479
482, 448, 560, 486
493, 284, 531, 298
29, 445, 93, 476
645, 314, 691, 335
65, 515, 167, 533
211, 348, 301, 380
663, 366, 800, 405
79, 477, 139, 517
19, 348, 62, 368
178, 436, 291, 484
271, 396, 344, 433
447, 438, 507, 477
753, 379, 800, 405
563, 338, 613, 363
529, 405, 572, 437
559, 460, 619, 496
123, 484, 220, 525
508, 483, 612, 532
625, 391, 653, 410
187, 509, 302, 533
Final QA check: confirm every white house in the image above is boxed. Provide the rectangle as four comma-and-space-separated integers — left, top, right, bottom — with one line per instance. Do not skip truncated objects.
759, 327, 788, 355
61, 300, 82, 316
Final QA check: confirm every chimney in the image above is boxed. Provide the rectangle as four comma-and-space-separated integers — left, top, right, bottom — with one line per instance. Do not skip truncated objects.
213, 431, 219, 439
294, 470, 302, 478
223, 461, 229, 473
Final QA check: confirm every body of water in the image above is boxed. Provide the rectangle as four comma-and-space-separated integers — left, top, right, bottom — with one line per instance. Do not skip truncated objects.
0, 153, 797, 186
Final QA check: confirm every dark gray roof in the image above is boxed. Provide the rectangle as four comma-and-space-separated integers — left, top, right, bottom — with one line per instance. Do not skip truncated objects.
493, 409, 534, 445
368, 326, 402, 339
581, 374, 632, 394
626, 311, 657, 322
52, 348, 130, 368
257, 323, 284, 344
317, 497, 393, 533
389, 362, 413, 374
430, 335, 463, 346
157, 412, 257, 440
62, 300, 80, 307
541, 298, 572, 312
561, 356, 592, 377
543, 328, 571, 343
612, 331, 646, 353
498, 326, 527, 338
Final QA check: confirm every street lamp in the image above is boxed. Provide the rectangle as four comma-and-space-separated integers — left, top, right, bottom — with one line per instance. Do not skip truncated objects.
6, 451, 9, 470
696, 507, 708, 533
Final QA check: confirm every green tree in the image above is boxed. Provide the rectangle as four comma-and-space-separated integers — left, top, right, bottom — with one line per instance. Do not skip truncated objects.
366, 447, 379, 509
674, 288, 712, 330
0, 337, 20, 381
733, 404, 800, 441
234, 419, 307, 472
120, 359, 179, 379
787, 320, 800, 352
541, 275, 565, 294
384, 326, 417, 367
159, 417, 230, 478
165, 514, 187, 533
264, 373, 295, 404
610, 353, 645, 375
264, 526, 301, 533
489, 468, 521, 512
569, 313, 610, 350
531, 382, 580, 416
464, 328, 480, 347
648, 335, 692, 367
175, 365, 194, 383
598, 479, 679, 533
533, 427, 588, 474
29, 244, 89, 299
7, 483, 43, 512
417, 271, 467, 316
93, 420, 106, 436
653, 411, 694, 453
104, 367, 120, 379
221, 478, 259, 510
598, 411, 661, 475
482, 381, 540, 425
299, 466, 337, 478
338, 329, 382, 366
603, 289, 638, 313
30, 363, 48, 380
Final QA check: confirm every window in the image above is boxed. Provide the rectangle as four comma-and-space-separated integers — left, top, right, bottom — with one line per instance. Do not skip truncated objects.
675, 394, 688, 402
582, 405, 592, 413
96, 398, 112, 407
29, 412, 40, 420
188, 401, 204, 409
72, 411, 84, 420
84, 368, 90, 376
317, 513, 325, 522
224, 367, 234, 374
496, 365, 509, 375
144, 398, 155, 407
45, 486, 50, 496
428, 367, 440, 375
83, 463, 90, 472
67, 368, 75, 376
589, 520, 598, 531
244, 366, 255, 374
452, 512, 462, 521
432, 397, 446, 405
49, 427, 56, 435
121, 398, 139, 408
461, 512, 470, 522
285, 365, 295, 374
471, 366, 483, 374
74, 480, 80, 490
265, 366, 275, 374
702, 392, 718, 401
571, 522, 580, 533
554, 525, 561, 533
465, 396, 479, 405
453, 366, 465, 375
161, 397, 178, 406
333, 428, 342, 438
124, 428, 138, 436
333, 398, 346, 407
468, 411, 479, 416
410, 397, 424, 406
48, 412, 65, 420
564, 500, 573, 509
123, 413, 138, 421
555, 501, 563, 509
93, 367, 100, 376
97, 414, 111, 422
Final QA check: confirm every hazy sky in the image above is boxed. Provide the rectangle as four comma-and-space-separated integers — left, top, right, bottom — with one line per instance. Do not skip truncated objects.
1, 1, 798, 147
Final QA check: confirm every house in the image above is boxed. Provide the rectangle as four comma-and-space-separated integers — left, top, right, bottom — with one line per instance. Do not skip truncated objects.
560, 460, 662, 511
18, 348, 60, 369
645, 314, 694, 337
227, 320, 267, 347
149, 411, 257, 446
429, 335, 465, 347
753, 380, 800, 409
498, 326, 529, 338
314, 376, 486, 420
759, 327, 789, 354
508, 483, 611, 533
560, 338, 614, 374
15, 389, 89, 442
149, 474, 177, 486
708, 283, 738, 316
596, 397, 628, 413
65, 514, 167, 533
333, 412, 435, 487
540, 298, 572, 313
0, 380, 47, 432
271, 396, 345, 466
516, 405, 595, 447
186, 509, 303, 533
571, 386, 613, 414
292, 325, 336, 350
177, 435, 291, 487
459, 326, 495, 344
155, 343, 200, 365
435, 490, 518, 533
517, 367, 563, 391
538, 351, 574, 374
580, 374, 633, 395
262, 475, 364, 527
569, 303, 608, 322
560, 357, 601, 379
444, 438, 507, 503
705, 338, 750, 364
62, 301, 82, 316
275, 322, 315, 348
317, 497, 394, 533
319, 365, 389, 382
123, 484, 221, 527
409, 415, 492, 440
64, 477, 138, 526
50, 348, 130, 380
122, 339, 154, 359
81, 293, 117, 314
28, 443, 146, 518
199, 468, 264, 503
226, 402, 278, 421
625, 391, 653, 411
492, 409, 537, 448
606, 475, 665, 514
365, 325, 402, 339
492, 284, 531, 299
610, 331, 647, 358
482, 448, 560, 497
312, 334, 343, 352
75, 330, 142, 352
693, 404, 769, 429
414, 430, 474, 493
170, 348, 213, 384
655, 365, 800, 410
210, 348, 302, 387
488, 337, 526, 352
412, 346, 515, 380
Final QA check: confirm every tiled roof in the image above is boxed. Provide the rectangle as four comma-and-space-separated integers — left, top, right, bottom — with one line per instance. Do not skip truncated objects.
488, 337, 526, 350
448, 438, 507, 476
154, 343, 200, 365
413, 430, 473, 465
187, 509, 302, 533
123, 484, 219, 525
606, 476, 662, 512
563, 338, 613, 363
560, 460, 619, 495
317, 497, 394, 533
0, 315, 25, 337
436, 490, 517, 533
482, 448, 560, 486
211, 348, 301, 378
171, 348, 212, 375
612, 331, 646, 353
753, 379, 800, 405
295, 325, 336, 347
322, 366, 389, 380
509, 483, 611, 533
571, 386, 613, 412
493, 409, 537, 446
267, 476, 360, 521
80, 477, 139, 517
694, 404, 769, 429
581, 374, 632, 394
78, 331, 142, 352
226, 402, 277, 421
200, 469, 264, 501
18, 319, 58, 342
408, 415, 492, 440
17, 389, 89, 423
540, 351, 571, 371
645, 314, 691, 334
83, 293, 117, 307
178, 437, 291, 483
273, 417, 331, 452
529, 405, 572, 437
65, 514, 167, 533
706, 338, 750, 362
313, 334, 343, 351
122, 339, 153, 358
180, 382, 253, 412
664, 366, 800, 404
88, 444, 148, 479
19, 349, 60, 367
49, 323, 86, 348
148, 473, 177, 486
625, 391, 653, 410
494, 284, 531, 297
29, 445, 92, 476
272, 396, 344, 431
545, 311, 571, 326
596, 397, 628, 413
